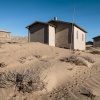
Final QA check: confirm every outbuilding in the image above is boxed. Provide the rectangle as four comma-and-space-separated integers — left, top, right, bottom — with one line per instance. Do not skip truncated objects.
93, 35, 100, 47
0, 30, 11, 42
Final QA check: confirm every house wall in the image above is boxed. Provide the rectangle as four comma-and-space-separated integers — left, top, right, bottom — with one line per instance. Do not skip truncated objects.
74, 26, 86, 50
93, 37, 100, 47
48, 25, 55, 46
56, 23, 72, 48
48, 22, 72, 48
0, 31, 11, 42
29, 23, 48, 44
93, 41, 100, 47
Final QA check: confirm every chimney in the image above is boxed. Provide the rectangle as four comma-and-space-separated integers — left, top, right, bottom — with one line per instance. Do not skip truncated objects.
54, 17, 57, 21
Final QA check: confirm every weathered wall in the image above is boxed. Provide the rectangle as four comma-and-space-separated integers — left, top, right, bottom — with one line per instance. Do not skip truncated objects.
73, 26, 86, 50
48, 25, 55, 46
28, 21, 86, 50
93, 37, 100, 47
0, 31, 11, 42
29, 23, 48, 44
48, 22, 72, 48
93, 41, 100, 47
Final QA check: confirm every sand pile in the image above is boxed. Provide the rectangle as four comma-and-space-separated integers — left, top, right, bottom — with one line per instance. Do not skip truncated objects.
0, 42, 100, 100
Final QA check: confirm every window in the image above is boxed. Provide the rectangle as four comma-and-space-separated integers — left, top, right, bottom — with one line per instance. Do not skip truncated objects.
82, 34, 84, 41
76, 31, 78, 39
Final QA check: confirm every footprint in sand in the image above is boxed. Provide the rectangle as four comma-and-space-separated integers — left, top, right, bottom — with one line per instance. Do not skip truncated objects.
33, 55, 41, 58
18, 56, 37, 64
27, 56, 34, 61
18, 57, 26, 64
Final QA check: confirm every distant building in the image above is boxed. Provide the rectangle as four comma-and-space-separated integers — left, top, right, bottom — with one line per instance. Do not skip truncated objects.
0, 30, 11, 42
93, 35, 100, 47
86, 41, 93, 45
26, 17, 87, 50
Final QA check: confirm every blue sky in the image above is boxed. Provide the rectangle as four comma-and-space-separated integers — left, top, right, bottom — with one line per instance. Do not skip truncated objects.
0, 0, 100, 41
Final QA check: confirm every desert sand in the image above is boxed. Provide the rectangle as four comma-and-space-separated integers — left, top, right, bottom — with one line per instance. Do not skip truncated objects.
0, 42, 100, 100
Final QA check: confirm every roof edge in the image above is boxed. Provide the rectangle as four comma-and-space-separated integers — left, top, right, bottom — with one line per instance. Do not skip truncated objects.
48, 20, 87, 33
92, 35, 100, 39
0, 30, 11, 33
26, 21, 56, 28
73, 23, 87, 33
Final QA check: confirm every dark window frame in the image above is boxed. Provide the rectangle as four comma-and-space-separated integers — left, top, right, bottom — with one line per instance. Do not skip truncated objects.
76, 31, 78, 39
82, 34, 84, 41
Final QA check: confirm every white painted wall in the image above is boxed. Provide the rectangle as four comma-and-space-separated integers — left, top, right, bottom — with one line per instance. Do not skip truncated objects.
48, 25, 55, 46
74, 26, 86, 50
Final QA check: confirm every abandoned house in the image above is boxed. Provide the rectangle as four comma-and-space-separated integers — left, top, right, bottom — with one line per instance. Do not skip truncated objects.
26, 17, 87, 50
93, 35, 100, 47
0, 30, 11, 42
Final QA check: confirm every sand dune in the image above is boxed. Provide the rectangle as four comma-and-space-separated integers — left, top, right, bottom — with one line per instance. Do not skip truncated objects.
0, 42, 100, 100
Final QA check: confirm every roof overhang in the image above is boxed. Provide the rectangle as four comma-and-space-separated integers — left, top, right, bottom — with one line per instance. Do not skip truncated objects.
73, 23, 87, 33
48, 20, 87, 33
26, 21, 56, 29
92, 35, 100, 39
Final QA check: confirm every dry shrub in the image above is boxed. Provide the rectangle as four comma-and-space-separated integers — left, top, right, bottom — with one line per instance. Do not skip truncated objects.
0, 62, 6, 68
60, 55, 95, 67
90, 50, 100, 54
60, 55, 86, 66
0, 67, 47, 93
82, 56, 95, 63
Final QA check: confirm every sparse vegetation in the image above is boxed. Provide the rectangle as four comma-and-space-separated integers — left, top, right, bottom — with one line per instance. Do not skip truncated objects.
0, 68, 47, 93
60, 55, 95, 67
60, 55, 85, 66
90, 50, 100, 54
82, 56, 95, 63
0, 42, 100, 100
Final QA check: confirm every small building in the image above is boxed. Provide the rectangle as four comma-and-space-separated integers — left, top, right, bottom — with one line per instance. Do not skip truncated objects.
93, 35, 100, 47
0, 30, 11, 42
86, 41, 93, 45
26, 17, 87, 50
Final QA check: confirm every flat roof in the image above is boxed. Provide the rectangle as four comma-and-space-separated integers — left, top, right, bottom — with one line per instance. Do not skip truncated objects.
26, 21, 56, 28
0, 30, 10, 33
